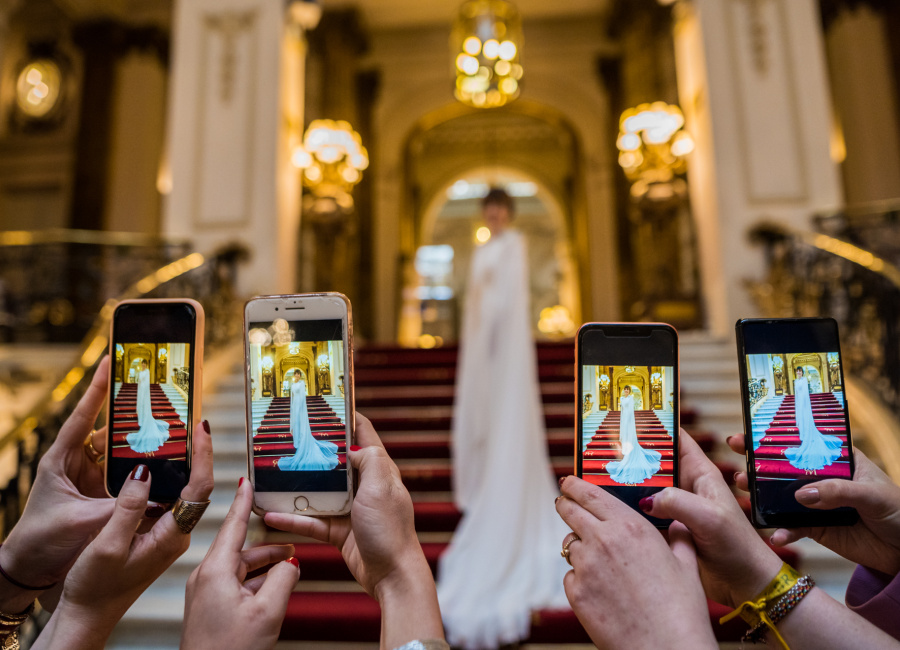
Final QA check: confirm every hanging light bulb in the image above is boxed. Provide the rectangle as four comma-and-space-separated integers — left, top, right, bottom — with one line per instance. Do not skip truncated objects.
451, 0, 523, 109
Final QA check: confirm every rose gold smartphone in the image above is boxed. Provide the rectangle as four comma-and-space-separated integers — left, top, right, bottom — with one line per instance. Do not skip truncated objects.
244, 293, 355, 516
106, 299, 204, 501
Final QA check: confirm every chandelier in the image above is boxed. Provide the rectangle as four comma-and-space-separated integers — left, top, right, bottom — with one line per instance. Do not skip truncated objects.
291, 119, 369, 213
451, 0, 523, 108
616, 102, 694, 201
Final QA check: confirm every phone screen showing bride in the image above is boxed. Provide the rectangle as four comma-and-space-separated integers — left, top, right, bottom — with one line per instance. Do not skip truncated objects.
247, 318, 349, 492
737, 318, 857, 528
576, 324, 678, 526
107, 302, 197, 501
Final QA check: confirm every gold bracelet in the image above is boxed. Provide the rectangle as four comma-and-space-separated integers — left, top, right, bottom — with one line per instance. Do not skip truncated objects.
0, 601, 34, 650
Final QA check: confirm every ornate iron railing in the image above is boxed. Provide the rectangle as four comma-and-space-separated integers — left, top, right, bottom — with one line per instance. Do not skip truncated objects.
0, 243, 246, 538
748, 222, 900, 415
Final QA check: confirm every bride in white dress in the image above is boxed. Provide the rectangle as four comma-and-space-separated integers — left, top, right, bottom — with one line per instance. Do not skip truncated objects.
278, 372, 339, 471
126, 359, 170, 453
606, 386, 661, 485
437, 188, 570, 649
785, 367, 842, 471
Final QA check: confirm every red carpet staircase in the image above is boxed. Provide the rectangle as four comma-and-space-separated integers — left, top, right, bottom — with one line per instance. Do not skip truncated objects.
754, 392, 849, 479
251, 396, 347, 471
582, 409, 675, 486
111, 383, 188, 459
260, 343, 790, 644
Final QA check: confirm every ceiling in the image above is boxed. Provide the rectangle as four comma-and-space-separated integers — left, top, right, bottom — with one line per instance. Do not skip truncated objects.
319, 0, 613, 29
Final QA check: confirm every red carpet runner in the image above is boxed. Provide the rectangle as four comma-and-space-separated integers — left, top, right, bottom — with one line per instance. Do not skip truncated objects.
251, 396, 347, 471
261, 343, 793, 644
755, 393, 849, 479
110, 384, 187, 459
582, 409, 674, 486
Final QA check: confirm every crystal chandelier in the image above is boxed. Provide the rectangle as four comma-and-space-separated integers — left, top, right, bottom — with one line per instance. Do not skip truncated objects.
452, 0, 523, 108
616, 102, 694, 201
291, 119, 369, 213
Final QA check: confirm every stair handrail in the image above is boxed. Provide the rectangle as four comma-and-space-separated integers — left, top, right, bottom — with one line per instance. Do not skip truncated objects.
0, 227, 192, 248
748, 221, 900, 480
0, 243, 246, 535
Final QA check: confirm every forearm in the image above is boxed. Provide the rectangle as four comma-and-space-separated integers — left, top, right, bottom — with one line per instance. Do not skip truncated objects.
375, 559, 445, 650
32, 602, 119, 650
764, 587, 899, 649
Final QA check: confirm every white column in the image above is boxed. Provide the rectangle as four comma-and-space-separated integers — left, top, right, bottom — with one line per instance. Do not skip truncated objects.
673, 0, 843, 336
162, 0, 306, 295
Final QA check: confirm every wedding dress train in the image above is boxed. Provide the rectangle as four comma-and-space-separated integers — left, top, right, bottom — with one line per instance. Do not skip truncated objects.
784, 376, 842, 471
278, 379, 339, 471
437, 230, 570, 649
606, 393, 661, 485
126, 368, 170, 453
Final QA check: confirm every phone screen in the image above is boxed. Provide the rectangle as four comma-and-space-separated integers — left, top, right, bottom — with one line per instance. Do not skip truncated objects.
108, 303, 197, 501
247, 318, 349, 492
576, 324, 678, 524
738, 318, 856, 526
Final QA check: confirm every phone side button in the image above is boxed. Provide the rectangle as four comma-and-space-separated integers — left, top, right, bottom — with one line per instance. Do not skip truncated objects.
294, 496, 310, 512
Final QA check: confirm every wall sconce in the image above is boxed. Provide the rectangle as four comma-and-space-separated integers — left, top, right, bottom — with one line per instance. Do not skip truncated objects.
261, 356, 274, 370
617, 101, 694, 201
16, 59, 63, 119
291, 119, 369, 214
451, 0, 523, 108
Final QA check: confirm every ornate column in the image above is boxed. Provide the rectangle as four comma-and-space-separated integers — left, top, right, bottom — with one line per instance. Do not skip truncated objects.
673, 0, 843, 335
162, 0, 316, 295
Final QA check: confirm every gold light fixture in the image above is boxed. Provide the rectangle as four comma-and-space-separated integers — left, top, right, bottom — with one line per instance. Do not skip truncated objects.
616, 101, 694, 201
452, 0, 523, 108
291, 119, 369, 213
16, 59, 62, 119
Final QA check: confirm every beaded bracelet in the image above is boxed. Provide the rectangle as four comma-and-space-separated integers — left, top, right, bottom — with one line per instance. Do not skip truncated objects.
743, 575, 815, 645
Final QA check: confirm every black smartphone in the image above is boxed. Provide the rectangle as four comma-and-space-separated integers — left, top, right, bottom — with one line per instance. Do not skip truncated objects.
106, 299, 204, 501
576, 323, 679, 527
736, 317, 858, 528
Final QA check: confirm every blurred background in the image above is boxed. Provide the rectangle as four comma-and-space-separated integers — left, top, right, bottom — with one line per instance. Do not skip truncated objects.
1, 0, 899, 647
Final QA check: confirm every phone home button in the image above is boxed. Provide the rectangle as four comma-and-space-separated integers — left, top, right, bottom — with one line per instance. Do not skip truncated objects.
294, 496, 309, 512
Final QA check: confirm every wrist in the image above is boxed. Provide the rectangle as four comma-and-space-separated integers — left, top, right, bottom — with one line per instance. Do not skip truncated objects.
374, 554, 434, 605
728, 551, 785, 607
375, 553, 444, 650
0, 544, 49, 615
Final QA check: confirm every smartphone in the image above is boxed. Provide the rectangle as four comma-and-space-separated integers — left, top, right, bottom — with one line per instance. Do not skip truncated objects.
736, 318, 858, 528
575, 323, 679, 526
106, 299, 204, 501
244, 293, 354, 516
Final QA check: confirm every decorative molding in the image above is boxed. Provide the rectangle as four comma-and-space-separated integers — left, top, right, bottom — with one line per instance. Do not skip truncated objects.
738, 0, 771, 74
204, 10, 256, 104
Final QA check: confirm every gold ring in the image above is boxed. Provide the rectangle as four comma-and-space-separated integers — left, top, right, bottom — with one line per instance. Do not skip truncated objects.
560, 534, 581, 566
83, 429, 104, 464
171, 498, 211, 534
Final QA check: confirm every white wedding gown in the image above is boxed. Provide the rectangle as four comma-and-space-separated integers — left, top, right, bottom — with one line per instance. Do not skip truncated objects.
437, 230, 570, 649
278, 380, 339, 471
606, 393, 661, 484
126, 368, 170, 453
784, 376, 842, 471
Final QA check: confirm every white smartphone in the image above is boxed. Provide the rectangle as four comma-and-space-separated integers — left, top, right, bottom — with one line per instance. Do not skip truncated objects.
244, 293, 355, 516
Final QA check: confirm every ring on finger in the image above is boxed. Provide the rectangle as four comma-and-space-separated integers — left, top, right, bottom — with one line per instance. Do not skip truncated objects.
560, 533, 581, 566
83, 429, 104, 465
171, 498, 211, 534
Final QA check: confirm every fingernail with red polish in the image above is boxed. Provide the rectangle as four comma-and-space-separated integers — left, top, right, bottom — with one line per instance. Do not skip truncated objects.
239, 477, 245, 488
559, 476, 566, 488
202, 420, 211, 435
145, 504, 166, 518
131, 464, 149, 482
638, 495, 654, 513
349, 445, 361, 452
287, 557, 299, 568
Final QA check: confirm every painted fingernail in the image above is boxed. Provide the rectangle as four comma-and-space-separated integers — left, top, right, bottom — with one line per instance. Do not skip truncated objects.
131, 464, 149, 482
349, 445, 361, 452
239, 477, 245, 488
796, 488, 819, 505
202, 420, 211, 435
559, 476, 566, 488
287, 557, 299, 569
638, 495, 654, 512
145, 504, 166, 518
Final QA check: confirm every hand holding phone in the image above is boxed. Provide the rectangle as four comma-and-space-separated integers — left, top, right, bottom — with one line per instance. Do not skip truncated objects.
736, 318, 858, 528
106, 299, 204, 502
244, 293, 355, 516
576, 323, 679, 527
